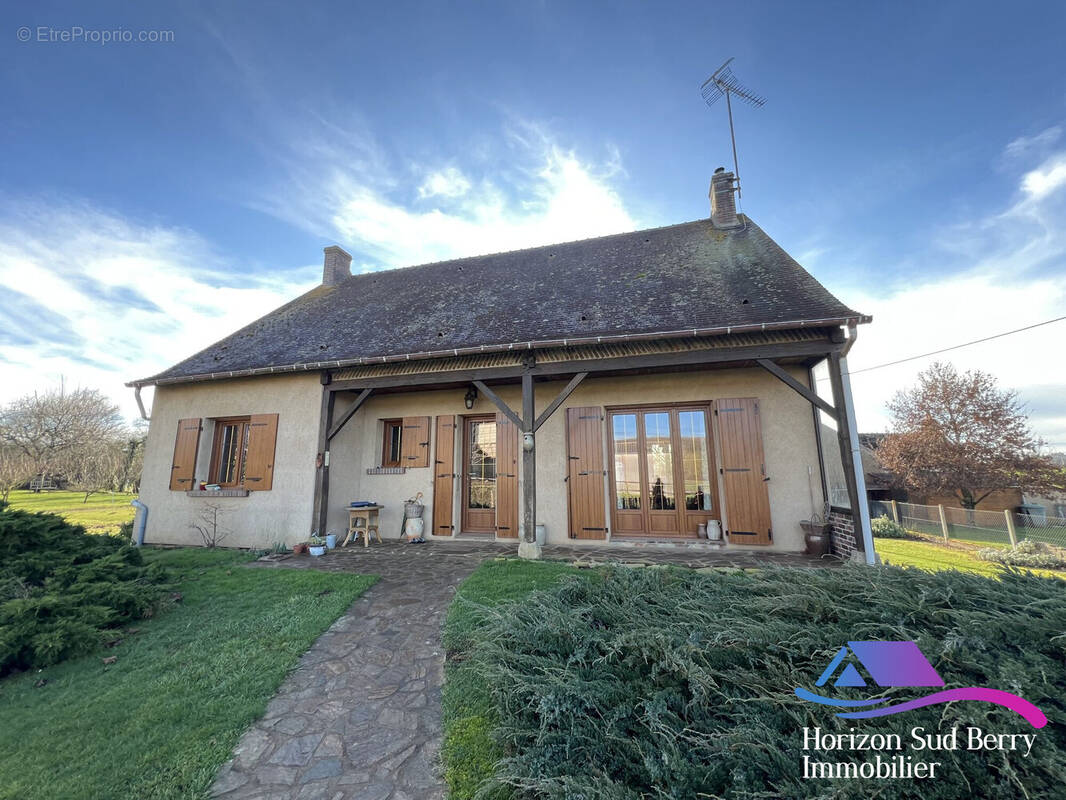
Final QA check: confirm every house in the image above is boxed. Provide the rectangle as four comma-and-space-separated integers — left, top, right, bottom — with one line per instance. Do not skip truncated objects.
128, 169, 876, 561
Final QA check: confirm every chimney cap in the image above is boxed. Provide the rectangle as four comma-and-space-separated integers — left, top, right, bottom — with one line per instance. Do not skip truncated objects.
323, 245, 352, 257
714, 166, 726, 174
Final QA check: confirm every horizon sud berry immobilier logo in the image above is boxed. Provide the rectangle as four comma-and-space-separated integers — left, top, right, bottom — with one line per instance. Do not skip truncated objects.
792, 641, 1048, 780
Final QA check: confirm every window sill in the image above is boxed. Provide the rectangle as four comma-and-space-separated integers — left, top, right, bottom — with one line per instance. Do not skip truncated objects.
367, 466, 406, 475
185, 489, 250, 497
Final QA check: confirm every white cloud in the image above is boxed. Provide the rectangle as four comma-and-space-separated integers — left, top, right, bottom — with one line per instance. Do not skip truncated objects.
1004, 126, 1062, 161
417, 167, 471, 199
261, 122, 637, 269
1021, 154, 1066, 200
831, 141, 1066, 451
0, 200, 318, 422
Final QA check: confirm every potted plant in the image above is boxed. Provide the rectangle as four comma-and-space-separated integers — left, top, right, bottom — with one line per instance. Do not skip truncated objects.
308, 535, 327, 557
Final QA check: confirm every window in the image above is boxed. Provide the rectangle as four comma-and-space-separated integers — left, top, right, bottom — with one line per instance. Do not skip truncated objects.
382, 419, 403, 467
210, 417, 251, 487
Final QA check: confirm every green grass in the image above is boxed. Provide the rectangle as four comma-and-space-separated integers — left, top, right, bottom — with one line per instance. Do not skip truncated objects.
442, 559, 581, 800
0, 547, 377, 800
875, 535, 1066, 579
6, 490, 136, 535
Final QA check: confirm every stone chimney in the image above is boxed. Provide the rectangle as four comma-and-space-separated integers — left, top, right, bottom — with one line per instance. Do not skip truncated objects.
322, 245, 352, 286
709, 167, 740, 229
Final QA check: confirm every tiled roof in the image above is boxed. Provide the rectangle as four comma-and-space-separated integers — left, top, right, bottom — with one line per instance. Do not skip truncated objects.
134, 215, 868, 385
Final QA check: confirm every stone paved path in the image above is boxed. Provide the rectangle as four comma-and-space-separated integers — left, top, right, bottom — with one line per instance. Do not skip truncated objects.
210, 539, 835, 799
210, 543, 495, 800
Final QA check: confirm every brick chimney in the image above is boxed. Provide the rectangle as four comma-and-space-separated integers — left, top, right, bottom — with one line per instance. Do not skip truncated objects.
709, 167, 740, 229
322, 245, 352, 286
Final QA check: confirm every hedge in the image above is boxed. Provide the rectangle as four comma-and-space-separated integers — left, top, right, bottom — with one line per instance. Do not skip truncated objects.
462, 564, 1066, 799
0, 506, 171, 675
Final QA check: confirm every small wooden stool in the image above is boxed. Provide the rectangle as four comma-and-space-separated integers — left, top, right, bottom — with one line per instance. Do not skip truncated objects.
344, 505, 383, 547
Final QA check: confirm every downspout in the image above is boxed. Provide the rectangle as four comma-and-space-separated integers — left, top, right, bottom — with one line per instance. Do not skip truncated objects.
838, 326, 877, 564
130, 499, 148, 546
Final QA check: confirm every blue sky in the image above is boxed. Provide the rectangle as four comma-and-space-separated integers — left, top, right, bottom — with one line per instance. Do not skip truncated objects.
2, 1, 1065, 445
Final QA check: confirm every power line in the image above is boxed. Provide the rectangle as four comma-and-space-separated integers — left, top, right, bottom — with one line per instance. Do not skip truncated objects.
847, 314, 1066, 376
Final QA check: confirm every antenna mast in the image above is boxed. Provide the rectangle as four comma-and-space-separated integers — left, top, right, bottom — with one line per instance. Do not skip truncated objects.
700, 58, 765, 198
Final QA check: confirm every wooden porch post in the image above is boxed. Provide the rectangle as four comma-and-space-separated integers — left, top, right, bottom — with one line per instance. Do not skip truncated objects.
827, 353, 876, 563
519, 371, 541, 558
312, 384, 336, 535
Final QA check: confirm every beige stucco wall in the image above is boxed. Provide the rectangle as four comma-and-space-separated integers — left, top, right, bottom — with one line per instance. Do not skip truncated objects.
138, 373, 322, 549
327, 366, 827, 552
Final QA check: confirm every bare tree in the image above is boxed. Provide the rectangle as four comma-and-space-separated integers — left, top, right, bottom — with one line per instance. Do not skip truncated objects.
879, 362, 1064, 509
0, 447, 34, 504
0, 387, 125, 486
189, 503, 231, 547
65, 439, 126, 503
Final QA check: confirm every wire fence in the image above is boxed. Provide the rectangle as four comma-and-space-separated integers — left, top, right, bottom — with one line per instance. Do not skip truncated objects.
870, 500, 1066, 550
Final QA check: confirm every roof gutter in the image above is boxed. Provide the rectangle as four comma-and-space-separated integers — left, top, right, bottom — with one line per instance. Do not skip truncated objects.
127, 313, 872, 388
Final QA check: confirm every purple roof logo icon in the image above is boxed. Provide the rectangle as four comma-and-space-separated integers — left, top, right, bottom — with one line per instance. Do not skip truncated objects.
817, 641, 944, 689
795, 640, 1046, 728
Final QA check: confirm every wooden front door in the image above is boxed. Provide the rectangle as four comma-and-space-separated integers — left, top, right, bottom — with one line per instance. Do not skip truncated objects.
461, 415, 498, 533
715, 398, 772, 545
607, 405, 719, 538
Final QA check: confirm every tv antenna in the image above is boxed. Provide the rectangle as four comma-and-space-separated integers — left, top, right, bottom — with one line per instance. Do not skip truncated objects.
700, 57, 765, 198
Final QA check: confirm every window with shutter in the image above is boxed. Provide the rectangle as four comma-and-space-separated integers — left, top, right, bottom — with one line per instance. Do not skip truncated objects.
715, 398, 772, 545
400, 416, 430, 468
495, 414, 519, 538
169, 418, 201, 491
567, 407, 607, 539
433, 415, 457, 535
242, 413, 279, 491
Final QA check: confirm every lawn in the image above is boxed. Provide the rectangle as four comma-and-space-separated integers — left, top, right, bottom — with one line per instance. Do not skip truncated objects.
875, 535, 1066, 579
5, 489, 136, 535
0, 547, 377, 800
442, 560, 1066, 799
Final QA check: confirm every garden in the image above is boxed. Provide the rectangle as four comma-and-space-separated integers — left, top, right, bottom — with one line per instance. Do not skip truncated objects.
442, 559, 1066, 799
0, 503, 376, 800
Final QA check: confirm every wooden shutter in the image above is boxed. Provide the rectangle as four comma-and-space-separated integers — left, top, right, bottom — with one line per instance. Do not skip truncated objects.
433, 415, 457, 536
566, 406, 607, 539
401, 416, 431, 468
495, 414, 519, 538
243, 413, 279, 491
715, 398, 772, 545
169, 418, 201, 491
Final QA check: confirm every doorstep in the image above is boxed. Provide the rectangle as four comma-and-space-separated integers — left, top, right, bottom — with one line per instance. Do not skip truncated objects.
601, 537, 727, 550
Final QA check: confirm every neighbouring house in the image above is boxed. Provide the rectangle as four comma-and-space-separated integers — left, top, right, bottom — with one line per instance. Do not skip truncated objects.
129, 170, 876, 560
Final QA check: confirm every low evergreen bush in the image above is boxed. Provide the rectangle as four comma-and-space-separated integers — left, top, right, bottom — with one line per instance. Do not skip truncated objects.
870, 514, 909, 539
978, 539, 1066, 569
462, 565, 1066, 799
0, 507, 171, 675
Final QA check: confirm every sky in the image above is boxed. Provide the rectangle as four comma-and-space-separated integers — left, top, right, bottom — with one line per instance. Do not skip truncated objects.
1, 1, 1065, 448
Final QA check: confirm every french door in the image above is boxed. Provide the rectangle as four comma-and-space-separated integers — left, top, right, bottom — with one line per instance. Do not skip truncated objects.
607, 404, 719, 537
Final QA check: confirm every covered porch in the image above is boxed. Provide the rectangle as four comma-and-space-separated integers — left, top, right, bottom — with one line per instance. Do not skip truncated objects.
310, 324, 876, 562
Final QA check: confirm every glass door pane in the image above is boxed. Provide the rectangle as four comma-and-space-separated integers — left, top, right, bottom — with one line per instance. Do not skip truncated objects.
643, 412, 675, 510
678, 410, 712, 511
466, 419, 497, 510
612, 413, 641, 510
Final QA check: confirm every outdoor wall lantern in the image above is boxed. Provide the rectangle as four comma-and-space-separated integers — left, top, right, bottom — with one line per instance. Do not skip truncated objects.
523, 432, 534, 452
464, 386, 478, 409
